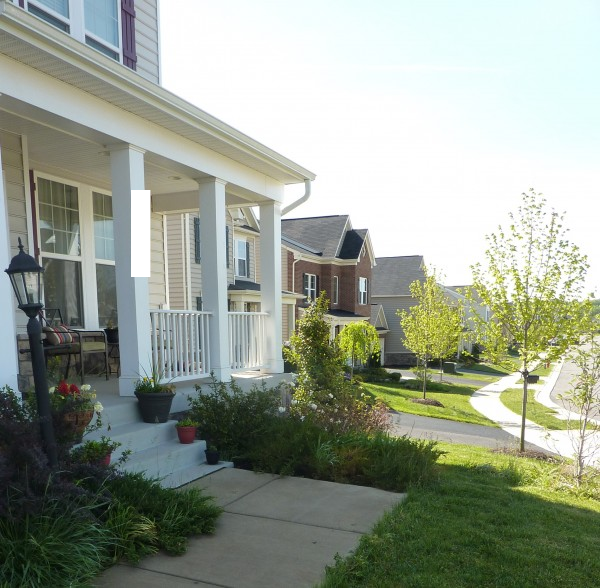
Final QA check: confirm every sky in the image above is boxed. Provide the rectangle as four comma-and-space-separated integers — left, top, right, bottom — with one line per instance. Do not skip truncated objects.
159, 0, 600, 295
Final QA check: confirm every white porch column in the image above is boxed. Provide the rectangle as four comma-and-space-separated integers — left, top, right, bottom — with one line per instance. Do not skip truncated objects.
259, 202, 283, 373
110, 144, 152, 396
198, 177, 231, 381
0, 143, 20, 391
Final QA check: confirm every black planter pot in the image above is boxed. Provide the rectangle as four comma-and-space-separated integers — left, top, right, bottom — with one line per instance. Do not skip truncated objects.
205, 449, 220, 465
135, 391, 174, 423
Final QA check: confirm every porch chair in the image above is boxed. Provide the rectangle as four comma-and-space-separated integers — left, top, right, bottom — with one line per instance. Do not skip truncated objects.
41, 309, 109, 384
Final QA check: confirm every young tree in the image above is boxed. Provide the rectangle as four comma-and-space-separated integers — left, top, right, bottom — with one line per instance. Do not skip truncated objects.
336, 321, 381, 380
559, 327, 600, 486
398, 269, 463, 397
468, 189, 590, 452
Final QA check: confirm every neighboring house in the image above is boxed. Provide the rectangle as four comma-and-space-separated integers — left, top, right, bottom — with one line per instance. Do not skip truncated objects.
281, 215, 376, 338
0, 0, 315, 395
445, 285, 490, 354
165, 206, 301, 347
371, 255, 427, 365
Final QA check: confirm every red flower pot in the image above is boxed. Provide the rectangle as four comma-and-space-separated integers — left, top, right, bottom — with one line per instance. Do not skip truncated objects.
176, 426, 197, 444
101, 453, 111, 466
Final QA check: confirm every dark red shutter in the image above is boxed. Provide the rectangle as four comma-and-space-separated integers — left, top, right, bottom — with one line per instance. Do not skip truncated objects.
121, 0, 137, 70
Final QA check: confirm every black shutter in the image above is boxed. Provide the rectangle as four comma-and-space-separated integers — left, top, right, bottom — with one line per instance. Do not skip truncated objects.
226, 226, 230, 268
196, 296, 203, 311
194, 217, 201, 264
316, 275, 320, 298
302, 273, 308, 297
246, 241, 251, 278
121, 0, 137, 70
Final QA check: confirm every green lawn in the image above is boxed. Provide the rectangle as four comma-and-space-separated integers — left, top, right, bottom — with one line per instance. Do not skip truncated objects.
500, 386, 568, 430
364, 381, 498, 427
321, 443, 600, 588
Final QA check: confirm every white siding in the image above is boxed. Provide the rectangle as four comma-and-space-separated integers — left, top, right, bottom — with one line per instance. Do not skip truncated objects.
1, 130, 29, 333
165, 213, 185, 309
135, 0, 160, 84
149, 211, 166, 308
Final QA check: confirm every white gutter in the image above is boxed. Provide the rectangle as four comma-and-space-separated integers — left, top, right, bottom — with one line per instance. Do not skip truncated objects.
282, 179, 312, 216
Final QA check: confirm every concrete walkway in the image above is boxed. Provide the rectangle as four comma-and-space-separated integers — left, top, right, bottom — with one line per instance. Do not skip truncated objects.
95, 468, 405, 588
469, 362, 600, 465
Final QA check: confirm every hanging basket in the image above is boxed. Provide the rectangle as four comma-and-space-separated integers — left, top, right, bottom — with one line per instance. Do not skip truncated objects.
135, 391, 174, 423
62, 409, 94, 441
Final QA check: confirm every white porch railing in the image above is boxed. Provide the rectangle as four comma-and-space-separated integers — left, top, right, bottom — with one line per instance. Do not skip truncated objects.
228, 311, 267, 371
150, 310, 212, 381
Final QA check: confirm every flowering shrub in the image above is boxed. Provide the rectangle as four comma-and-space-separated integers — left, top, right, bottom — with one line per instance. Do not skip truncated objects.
134, 366, 175, 394
49, 381, 103, 415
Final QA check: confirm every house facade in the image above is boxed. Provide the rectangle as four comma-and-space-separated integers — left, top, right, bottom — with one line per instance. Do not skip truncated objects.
371, 255, 427, 365
0, 0, 315, 395
281, 215, 376, 338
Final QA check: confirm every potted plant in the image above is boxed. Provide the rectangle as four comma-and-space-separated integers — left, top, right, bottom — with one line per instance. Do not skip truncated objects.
175, 418, 199, 444
104, 319, 119, 344
205, 444, 220, 465
70, 436, 121, 466
49, 380, 103, 442
134, 368, 176, 423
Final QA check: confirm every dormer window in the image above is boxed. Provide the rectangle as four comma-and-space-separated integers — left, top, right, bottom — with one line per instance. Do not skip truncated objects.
358, 277, 368, 305
21, 0, 128, 64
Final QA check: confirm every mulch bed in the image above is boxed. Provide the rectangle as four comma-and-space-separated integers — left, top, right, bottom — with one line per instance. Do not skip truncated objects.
410, 398, 445, 408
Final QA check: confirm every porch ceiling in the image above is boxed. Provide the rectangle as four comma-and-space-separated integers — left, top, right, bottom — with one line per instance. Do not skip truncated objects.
0, 98, 260, 208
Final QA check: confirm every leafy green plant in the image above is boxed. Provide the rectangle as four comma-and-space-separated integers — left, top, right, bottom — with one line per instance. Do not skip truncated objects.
106, 472, 222, 556
189, 374, 281, 457
176, 418, 199, 428
70, 436, 121, 465
0, 493, 114, 587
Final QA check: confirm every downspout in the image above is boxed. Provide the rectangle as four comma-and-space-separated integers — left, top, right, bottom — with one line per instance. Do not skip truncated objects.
282, 179, 311, 217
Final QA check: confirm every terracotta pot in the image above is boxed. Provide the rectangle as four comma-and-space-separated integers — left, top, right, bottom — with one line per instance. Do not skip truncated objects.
135, 391, 174, 423
101, 453, 111, 466
176, 425, 197, 444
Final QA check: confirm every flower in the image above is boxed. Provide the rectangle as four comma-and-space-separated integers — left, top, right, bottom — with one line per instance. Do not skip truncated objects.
278, 406, 286, 413
134, 368, 176, 394
309, 403, 317, 410
50, 380, 98, 413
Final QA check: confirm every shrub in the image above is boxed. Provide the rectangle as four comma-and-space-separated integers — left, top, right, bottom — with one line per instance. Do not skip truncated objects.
188, 375, 281, 457
105, 472, 222, 556
0, 492, 114, 587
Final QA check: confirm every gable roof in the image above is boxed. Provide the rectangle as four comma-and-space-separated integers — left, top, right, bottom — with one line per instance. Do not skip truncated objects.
281, 215, 350, 258
372, 256, 426, 296
339, 229, 367, 259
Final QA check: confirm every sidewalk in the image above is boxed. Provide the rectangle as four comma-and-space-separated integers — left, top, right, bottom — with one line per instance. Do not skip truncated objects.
470, 362, 600, 466
95, 468, 405, 588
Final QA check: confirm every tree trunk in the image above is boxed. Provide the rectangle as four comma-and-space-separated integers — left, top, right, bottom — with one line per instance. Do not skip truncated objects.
520, 369, 529, 452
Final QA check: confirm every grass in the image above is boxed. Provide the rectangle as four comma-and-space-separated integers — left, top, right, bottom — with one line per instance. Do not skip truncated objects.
500, 386, 569, 430
321, 443, 600, 588
364, 381, 498, 428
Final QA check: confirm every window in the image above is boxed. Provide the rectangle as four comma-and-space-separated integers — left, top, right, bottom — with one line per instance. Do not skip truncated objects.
38, 177, 84, 326
332, 275, 339, 305
93, 192, 116, 326
358, 277, 368, 305
235, 238, 249, 278
303, 273, 318, 301
37, 174, 116, 328
24, 0, 123, 62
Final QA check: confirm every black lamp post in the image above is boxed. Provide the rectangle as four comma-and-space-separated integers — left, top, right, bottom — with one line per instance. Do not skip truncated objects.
5, 238, 58, 468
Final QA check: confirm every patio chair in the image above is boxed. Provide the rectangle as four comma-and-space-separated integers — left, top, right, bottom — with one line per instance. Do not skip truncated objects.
40, 309, 109, 384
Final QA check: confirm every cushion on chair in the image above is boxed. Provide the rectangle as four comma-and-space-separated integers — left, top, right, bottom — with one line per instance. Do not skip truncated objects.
43, 325, 74, 345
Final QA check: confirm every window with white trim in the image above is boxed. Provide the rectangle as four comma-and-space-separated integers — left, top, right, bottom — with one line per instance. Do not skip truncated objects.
21, 0, 122, 62
332, 275, 339, 305
37, 174, 116, 328
358, 277, 368, 305
303, 273, 317, 301
235, 238, 249, 278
